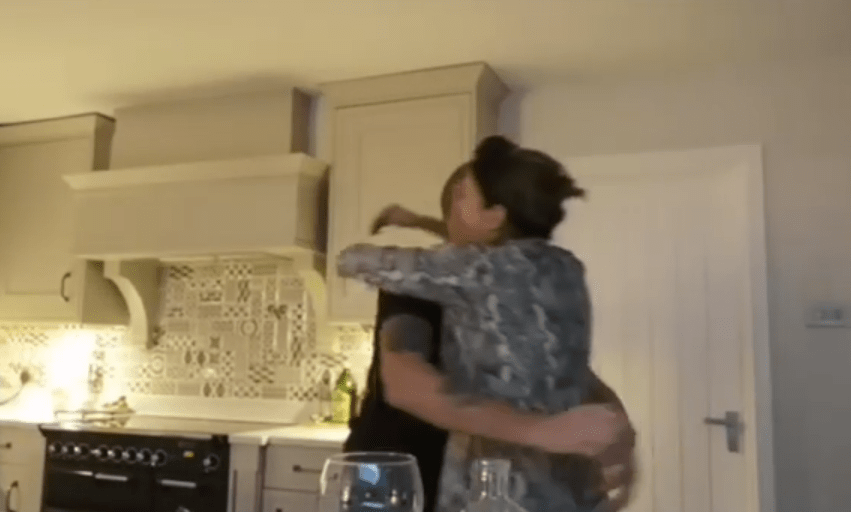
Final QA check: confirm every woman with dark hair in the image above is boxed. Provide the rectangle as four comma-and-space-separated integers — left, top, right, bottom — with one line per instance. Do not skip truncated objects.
338, 136, 613, 512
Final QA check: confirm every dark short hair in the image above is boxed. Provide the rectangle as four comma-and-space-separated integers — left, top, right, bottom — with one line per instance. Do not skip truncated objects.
470, 135, 585, 239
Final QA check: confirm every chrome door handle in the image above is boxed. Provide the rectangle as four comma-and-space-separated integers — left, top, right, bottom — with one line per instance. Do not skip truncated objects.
704, 411, 742, 453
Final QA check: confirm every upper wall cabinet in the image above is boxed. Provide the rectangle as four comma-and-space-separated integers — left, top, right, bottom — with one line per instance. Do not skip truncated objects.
0, 115, 127, 325
322, 63, 509, 323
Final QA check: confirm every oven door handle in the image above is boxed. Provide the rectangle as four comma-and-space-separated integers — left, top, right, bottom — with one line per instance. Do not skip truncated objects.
157, 478, 198, 490
93, 472, 131, 483
50, 469, 94, 478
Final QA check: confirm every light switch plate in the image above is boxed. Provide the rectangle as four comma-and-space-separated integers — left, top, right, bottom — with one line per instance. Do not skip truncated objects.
806, 302, 850, 328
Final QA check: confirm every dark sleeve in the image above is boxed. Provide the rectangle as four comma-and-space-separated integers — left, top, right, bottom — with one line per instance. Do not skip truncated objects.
376, 291, 442, 361
584, 370, 626, 410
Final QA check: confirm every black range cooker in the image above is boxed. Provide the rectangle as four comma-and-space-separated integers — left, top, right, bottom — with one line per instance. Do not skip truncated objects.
39, 416, 275, 512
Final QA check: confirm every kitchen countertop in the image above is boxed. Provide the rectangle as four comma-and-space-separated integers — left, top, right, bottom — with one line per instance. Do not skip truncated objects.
231, 423, 349, 448
0, 417, 43, 429
0, 411, 348, 447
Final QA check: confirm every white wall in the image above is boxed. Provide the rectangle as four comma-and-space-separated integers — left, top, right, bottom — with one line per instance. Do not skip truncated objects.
501, 54, 851, 512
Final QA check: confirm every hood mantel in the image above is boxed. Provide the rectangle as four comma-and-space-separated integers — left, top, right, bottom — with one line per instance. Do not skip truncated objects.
62, 89, 330, 349
63, 152, 328, 260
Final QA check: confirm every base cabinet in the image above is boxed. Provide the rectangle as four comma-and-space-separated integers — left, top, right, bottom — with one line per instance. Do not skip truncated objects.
262, 489, 318, 512
0, 425, 44, 512
0, 463, 41, 512
261, 443, 339, 512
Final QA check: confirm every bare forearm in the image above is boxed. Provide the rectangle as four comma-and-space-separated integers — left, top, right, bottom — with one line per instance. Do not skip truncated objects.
411, 214, 448, 240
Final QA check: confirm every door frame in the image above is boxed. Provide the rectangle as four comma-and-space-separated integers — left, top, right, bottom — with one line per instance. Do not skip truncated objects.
566, 145, 775, 512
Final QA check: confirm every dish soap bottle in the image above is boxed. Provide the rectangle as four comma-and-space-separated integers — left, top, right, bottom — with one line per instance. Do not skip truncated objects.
462, 458, 528, 512
331, 367, 357, 424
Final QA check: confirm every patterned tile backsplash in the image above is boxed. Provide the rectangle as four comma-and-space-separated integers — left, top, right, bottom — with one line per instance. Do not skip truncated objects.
0, 258, 374, 406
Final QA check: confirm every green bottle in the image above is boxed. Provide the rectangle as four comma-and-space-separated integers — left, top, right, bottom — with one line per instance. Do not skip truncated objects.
331, 367, 357, 424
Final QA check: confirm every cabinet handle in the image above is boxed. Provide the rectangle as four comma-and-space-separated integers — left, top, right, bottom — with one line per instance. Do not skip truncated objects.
292, 464, 322, 474
4, 480, 18, 512
0, 442, 11, 450
60, 272, 72, 302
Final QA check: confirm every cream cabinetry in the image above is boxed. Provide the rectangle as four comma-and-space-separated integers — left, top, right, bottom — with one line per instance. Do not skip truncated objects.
322, 63, 508, 323
261, 490, 318, 512
0, 424, 45, 512
229, 441, 266, 512
0, 115, 127, 324
261, 442, 340, 512
0, 462, 40, 512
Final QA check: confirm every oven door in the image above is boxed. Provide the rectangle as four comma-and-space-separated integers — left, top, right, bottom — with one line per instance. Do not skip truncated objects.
152, 471, 228, 512
42, 464, 152, 512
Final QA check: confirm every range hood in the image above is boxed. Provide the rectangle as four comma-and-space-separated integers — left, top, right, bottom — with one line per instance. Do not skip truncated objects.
63, 89, 329, 347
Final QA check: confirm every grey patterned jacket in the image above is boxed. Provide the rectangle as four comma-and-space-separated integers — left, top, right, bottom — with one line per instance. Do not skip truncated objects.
337, 239, 602, 512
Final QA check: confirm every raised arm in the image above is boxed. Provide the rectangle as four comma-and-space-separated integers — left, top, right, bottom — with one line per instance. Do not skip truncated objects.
337, 243, 493, 307
371, 204, 448, 240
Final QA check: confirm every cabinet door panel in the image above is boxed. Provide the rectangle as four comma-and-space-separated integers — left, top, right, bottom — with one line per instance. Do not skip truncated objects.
0, 138, 90, 321
0, 426, 45, 465
328, 94, 471, 323
0, 118, 125, 324
262, 489, 317, 512
0, 462, 41, 512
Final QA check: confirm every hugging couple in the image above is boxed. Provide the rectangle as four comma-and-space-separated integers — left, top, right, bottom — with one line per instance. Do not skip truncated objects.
338, 135, 637, 512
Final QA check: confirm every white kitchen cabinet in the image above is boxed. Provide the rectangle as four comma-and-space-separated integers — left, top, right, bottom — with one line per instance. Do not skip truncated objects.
0, 115, 127, 324
261, 442, 340, 512
321, 63, 509, 323
0, 462, 41, 512
229, 441, 264, 512
0, 425, 44, 512
262, 489, 318, 512
264, 443, 338, 492
0, 425, 44, 465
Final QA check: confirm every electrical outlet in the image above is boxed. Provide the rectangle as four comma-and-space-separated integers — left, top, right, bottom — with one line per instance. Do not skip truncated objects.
806, 302, 849, 328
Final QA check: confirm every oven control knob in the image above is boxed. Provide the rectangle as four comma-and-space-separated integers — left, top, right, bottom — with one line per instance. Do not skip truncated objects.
151, 449, 168, 467
48, 442, 61, 457
107, 446, 122, 460
137, 449, 152, 465
91, 445, 108, 460
60, 443, 72, 456
202, 454, 221, 470
73, 443, 89, 458
122, 448, 137, 464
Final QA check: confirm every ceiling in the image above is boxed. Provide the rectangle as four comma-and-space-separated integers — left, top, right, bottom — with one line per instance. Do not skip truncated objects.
2, 0, 850, 124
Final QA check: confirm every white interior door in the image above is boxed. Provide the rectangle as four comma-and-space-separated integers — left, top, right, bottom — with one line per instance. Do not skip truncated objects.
552, 146, 774, 512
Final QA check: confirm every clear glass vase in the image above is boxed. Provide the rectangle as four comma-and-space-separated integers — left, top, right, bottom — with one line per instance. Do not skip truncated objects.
462, 459, 529, 512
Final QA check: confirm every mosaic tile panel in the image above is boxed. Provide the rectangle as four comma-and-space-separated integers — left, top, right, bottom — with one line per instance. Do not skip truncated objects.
1, 258, 376, 403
